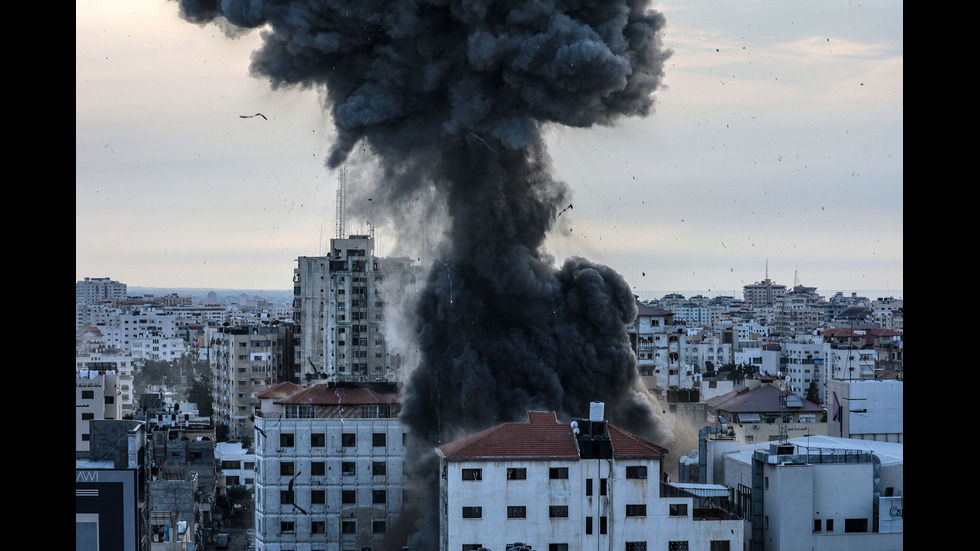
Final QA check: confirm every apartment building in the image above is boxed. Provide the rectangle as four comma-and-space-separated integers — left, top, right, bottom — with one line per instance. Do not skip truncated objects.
94, 308, 181, 356
705, 377, 825, 444
742, 279, 787, 310
76, 352, 137, 415
437, 407, 742, 551
772, 286, 824, 337
293, 235, 418, 383
76, 369, 125, 455
77, 277, 128, 305
253, 382, 406, 551
209, 324, 294, 440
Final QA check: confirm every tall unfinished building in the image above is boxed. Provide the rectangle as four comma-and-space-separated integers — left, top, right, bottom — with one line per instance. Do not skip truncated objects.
293, 235, 417, 384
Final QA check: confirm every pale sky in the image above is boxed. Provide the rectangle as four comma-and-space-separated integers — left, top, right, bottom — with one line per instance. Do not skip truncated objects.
76, 1, 903, 299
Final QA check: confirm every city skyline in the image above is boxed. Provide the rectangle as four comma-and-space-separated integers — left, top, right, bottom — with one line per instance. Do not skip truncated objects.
76, 1, 902, 297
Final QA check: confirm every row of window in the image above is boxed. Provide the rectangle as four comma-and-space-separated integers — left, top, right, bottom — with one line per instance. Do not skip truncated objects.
280, 518, 386, 535
460, 504, 655, 519
279, 460, 387, 476
279, 432, 388, 447
461, 465, 647, 481
281, 488, 388, 506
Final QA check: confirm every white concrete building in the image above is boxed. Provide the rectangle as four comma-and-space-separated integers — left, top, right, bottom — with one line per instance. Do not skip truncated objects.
131, 334, 188, 362
96, 308, 182, 356
827, 380, 903, 443
253, 382, 406, 551
76, 353, 137, 415
437, 408, 742, 551
217, 441, 257, 489
76, 369, 124, 455
707, 435, 903, 551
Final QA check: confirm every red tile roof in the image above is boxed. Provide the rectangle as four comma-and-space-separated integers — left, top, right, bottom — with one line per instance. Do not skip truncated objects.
438, 410, 667, 460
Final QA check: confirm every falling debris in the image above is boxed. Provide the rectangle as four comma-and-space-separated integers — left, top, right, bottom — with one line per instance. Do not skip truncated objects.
556, 204, 573, 218
239, 113, 268, 120
467, 132, 497, 153
175, 1, 672, 547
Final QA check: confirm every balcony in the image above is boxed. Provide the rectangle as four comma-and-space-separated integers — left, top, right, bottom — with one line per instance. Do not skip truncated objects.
661, 482, 741, 520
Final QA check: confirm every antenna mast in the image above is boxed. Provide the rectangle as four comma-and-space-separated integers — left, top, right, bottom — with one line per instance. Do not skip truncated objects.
335, 167, 347, 239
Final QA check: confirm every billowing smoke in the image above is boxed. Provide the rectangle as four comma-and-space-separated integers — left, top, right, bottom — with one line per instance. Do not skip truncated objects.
176, 0, 671, 546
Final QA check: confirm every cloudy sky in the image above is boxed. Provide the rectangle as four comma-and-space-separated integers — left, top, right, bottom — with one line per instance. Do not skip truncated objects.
76, 1, 902, 300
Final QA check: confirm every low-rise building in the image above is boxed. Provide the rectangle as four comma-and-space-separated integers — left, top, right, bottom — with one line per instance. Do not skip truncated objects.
437, 407, 742, 551
710, 435, 903, 551
705, 376, 825, 444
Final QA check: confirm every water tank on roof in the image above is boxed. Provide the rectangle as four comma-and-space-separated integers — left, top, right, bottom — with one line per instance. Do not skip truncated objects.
589, 402, 605, 421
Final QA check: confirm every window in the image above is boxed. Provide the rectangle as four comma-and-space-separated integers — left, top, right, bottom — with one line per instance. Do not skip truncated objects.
311, 521, 325, 534
462, 507, 482, 519
600, 478, 608, 496
312, 461, 325, 476
462, 546, 484, 551
709, 542, 731, 551
341, 520, 356, 534
600, 516, 607, 534
373, 461, 386, 476
585, 516, 593, 534
462, 468, 482, 481
507, 506, 527, 519
626, 504, 647, 517
342, 490, 355, 504
373, 490, 386, 504
280, 490, 294, 504
586, 479, 593, 496
668, 543, 689, 551
81, 412, 95, 421
549, 467, 569, 479
373, 433, 386, 447
549, 505, 569, 518
826, 519, 834, 532
549, 545, 569, 551
507, 468, 527, 480
342, 462, 356, 476
626, 466, 648, 479
82, 390, 94, 399
669, 504, 688, 517
626, 543, 647, 551
342, 433, 356, 447
280, 462, 295, 476
280, 433, 295, 447
280, 521, 295, 533
813, 519, 822, 532
312, 490, 325, 504
844, 518, 868, 533
373, 520, 386, 534
311, 433, 326, 447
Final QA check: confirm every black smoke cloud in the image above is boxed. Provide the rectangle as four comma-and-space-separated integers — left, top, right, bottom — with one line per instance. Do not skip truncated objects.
176, 0, 671, 546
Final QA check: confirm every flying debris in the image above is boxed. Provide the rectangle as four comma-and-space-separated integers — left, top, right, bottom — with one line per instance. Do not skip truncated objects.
174, 0, 673, 547
557, 204, 574, 218
467, 132, 497, 154
239, 113, 268, 120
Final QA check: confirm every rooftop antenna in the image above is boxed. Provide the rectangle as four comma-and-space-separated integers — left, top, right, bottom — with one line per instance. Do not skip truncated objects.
335, 167, 347, 239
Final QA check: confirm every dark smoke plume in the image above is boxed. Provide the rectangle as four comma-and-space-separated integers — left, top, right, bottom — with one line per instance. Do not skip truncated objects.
176, 0, 671, 546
